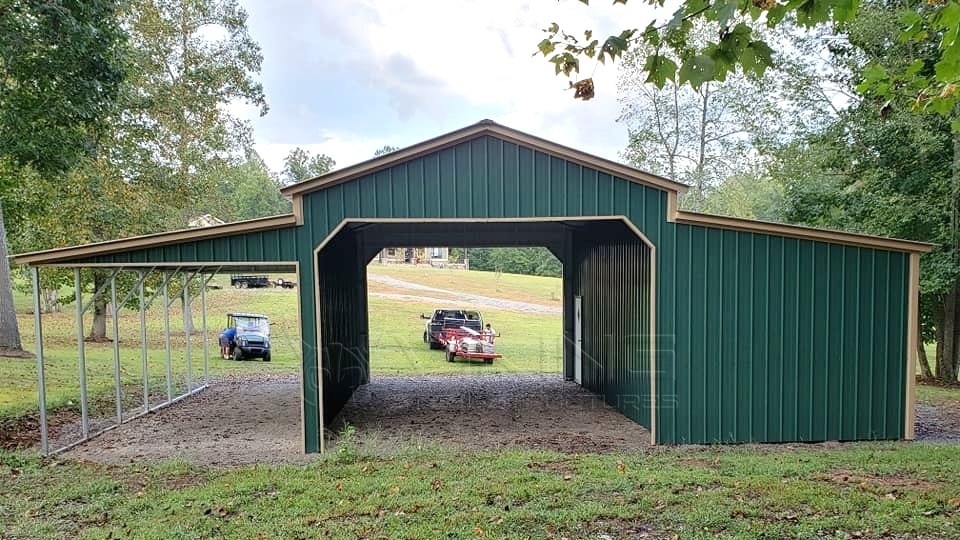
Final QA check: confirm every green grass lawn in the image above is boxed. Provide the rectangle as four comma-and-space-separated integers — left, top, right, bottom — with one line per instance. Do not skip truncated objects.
3, 442, 960, 539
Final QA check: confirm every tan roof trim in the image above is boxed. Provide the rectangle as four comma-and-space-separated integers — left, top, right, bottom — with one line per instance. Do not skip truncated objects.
281, 119, 689, 198
675, 209, 934, 254
13, 214, 299, 266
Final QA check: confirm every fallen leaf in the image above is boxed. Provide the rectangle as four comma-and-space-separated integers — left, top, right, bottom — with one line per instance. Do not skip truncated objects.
617, 460, 626, 474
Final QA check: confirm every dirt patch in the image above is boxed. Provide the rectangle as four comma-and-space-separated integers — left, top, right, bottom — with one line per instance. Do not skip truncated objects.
0, 347, 34, 359
330, 374, 651, 454
677, 457, 719, 469
818, 469, 942, 491
0, 410, 82, 450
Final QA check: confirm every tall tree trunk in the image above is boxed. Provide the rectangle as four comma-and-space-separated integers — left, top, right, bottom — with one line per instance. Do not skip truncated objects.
0, 204, 24, 354
181, 295, 194, 334
937, 288, 960, 383
693, 82, 711, 211
88, 270, 108, 341
918, 295, 934, 379
42, 288, 60, 313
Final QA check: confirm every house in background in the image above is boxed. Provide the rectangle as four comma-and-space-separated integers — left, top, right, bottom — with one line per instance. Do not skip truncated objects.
375, 246, 454, 267
188, 214, 226, 228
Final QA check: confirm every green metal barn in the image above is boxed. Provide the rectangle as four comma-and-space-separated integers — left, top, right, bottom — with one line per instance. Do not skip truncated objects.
15, 120, 932, 454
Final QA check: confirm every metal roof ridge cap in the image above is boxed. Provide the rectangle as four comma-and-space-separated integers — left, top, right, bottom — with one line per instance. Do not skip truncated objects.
280, 120, 689, 197
280, 123, 492, 197
675, 210, 935, 253
481, 123, 689, 194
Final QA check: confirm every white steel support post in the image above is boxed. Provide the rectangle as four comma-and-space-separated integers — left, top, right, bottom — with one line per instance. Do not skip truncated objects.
74, 268, 89, 438
139, 271, 148, 410
162, 272, 173, 401
31, 267, 49, 454
182, 273, 192, 392
201, 272, 209, 385
110, 275, 123, 423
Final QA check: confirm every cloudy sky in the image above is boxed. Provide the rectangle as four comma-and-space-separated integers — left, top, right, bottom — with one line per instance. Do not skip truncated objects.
234, 0, 666, 173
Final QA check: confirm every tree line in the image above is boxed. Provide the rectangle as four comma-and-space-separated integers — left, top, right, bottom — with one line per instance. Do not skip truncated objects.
0, 0, 334, 349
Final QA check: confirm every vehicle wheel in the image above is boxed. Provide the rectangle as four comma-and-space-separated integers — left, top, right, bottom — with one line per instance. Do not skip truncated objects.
423, 332, 429, 344
263, 352, 271, 362
447, 350, 456, 363
484, 358, 493, 364
239, 281, 248, 289
232, 348, 242, 361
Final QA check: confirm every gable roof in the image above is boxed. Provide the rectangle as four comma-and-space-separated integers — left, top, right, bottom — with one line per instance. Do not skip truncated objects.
280, 119, 690, 198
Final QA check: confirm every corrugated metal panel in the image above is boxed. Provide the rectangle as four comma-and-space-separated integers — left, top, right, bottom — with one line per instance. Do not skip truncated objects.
317, 230, 369, 428
574, 224, 652, 429
656, 223, 908, 444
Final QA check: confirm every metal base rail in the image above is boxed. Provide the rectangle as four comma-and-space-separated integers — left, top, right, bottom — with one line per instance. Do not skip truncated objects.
46, 385, 209, 456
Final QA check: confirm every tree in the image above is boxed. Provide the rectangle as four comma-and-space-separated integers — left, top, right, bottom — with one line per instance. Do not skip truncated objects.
452, 247, 562, 278
202, 151, 291, 221
100, 0, 269, 337
536, 0, 960, 115
775, 4, 958, 383
699, 169, 784, 220
281, 148, 336, 185
0, 0, 126, 354
374, 145, 400, 157
117, 0, 267, 219
617, 29, 779, 209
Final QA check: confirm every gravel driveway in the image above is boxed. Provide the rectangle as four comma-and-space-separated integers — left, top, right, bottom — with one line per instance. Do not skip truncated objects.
66, 373, 650, 466
368, 274, 560, 314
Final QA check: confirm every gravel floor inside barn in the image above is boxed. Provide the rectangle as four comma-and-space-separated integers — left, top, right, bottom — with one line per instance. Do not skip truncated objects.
65, 373, 651, 466
63, 373, 958, 467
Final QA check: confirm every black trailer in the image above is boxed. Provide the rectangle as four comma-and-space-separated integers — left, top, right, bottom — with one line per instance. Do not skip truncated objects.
230, 274, 271, 289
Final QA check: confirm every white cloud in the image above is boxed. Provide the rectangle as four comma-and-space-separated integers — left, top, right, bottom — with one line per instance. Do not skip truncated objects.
255, 129, 393, 173
240, 0, 667, 172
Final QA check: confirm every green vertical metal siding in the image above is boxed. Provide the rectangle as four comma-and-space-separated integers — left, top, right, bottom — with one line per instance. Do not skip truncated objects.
655, 224, 909, 444
574, 227, 652, 428
316, 230, 369, 425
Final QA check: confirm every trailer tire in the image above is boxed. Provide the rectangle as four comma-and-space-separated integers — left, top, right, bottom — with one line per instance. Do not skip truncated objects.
484, 358, 493, 364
